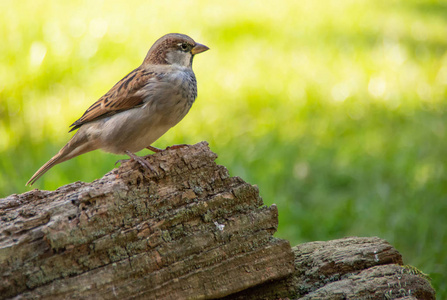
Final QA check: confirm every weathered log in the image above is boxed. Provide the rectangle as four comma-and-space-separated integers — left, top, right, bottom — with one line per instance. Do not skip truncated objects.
0, 142, 435, 299
1, 142, 294, 299
224, 237, 435, 299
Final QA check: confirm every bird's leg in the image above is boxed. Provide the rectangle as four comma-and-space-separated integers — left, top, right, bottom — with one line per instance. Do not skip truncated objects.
125, 150, 156, 172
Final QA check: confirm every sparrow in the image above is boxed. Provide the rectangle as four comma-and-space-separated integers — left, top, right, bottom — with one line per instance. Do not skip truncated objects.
26, 33, 209, 186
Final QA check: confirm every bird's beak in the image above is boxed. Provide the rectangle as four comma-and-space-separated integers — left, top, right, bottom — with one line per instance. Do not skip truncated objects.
191, 43, 209, 55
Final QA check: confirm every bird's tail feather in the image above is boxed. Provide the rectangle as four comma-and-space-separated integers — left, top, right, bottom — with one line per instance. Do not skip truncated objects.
26, 132, 94, 186
26, 152, 67, 186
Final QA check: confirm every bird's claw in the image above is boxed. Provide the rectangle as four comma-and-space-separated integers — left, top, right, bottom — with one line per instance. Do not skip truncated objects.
146, 144, 189, 153
166, 144, 189, 151
125, 150, 156, 173
115, 159, 130, 166
146, 145, 162, 153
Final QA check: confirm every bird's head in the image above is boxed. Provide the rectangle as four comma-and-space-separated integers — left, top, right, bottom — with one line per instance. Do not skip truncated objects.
144, 33, 209, 67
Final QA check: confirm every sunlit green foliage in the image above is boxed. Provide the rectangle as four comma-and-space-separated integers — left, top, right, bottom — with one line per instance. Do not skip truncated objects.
1, 0, 446, 296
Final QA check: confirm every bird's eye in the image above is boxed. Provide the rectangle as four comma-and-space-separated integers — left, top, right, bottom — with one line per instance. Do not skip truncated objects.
180, 43, 188, 51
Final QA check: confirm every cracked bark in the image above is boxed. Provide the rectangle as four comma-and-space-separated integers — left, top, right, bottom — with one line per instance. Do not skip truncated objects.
0, 142, 435, 299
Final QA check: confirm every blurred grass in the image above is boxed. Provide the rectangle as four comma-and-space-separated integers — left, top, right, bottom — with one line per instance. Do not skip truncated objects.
1, 0, 446, 296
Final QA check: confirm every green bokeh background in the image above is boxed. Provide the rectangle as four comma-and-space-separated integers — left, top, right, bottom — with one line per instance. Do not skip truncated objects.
1, 0, 446, 296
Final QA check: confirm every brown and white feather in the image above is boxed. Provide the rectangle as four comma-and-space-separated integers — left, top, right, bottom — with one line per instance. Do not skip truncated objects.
69, 68, 157, 131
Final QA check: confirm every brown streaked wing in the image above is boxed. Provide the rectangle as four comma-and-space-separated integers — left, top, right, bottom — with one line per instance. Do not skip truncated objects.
69, 68, 156, 132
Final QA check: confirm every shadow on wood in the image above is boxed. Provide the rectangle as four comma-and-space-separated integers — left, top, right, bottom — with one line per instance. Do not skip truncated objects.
0, 142, 435, 299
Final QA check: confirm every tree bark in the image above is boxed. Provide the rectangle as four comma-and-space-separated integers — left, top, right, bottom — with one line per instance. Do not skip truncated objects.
223, 237, 435, 300
0, 142, 435, 299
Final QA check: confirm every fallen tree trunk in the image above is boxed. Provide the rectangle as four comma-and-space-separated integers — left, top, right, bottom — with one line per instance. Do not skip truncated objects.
0, 142, 435, 299
223, 237, 435, 300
